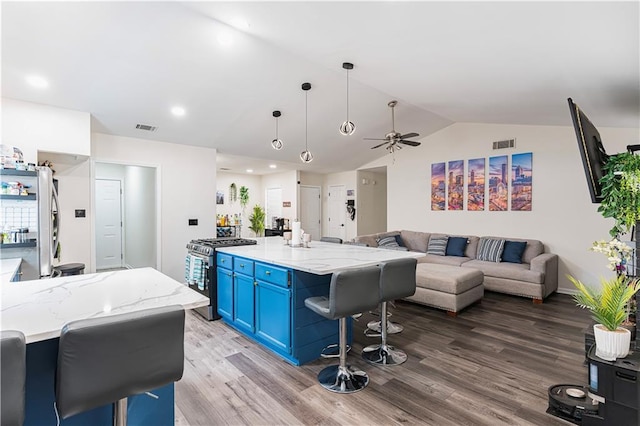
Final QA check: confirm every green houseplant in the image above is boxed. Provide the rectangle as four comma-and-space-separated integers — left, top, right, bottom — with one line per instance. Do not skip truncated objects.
248, 205, 266, 237
570, 275, 640, 360
239, 186, 250, 213
598, 152, 640, 238
229, 183, 238, 204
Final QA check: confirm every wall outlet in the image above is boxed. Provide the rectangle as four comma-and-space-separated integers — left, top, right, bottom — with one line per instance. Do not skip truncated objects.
75, 209, 86, 218
188, 219, 198, 226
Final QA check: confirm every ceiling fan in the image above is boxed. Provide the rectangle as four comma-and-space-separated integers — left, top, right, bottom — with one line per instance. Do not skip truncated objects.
364, 100, 420, 152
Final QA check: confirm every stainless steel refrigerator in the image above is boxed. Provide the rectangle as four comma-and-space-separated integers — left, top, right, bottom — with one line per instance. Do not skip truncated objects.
0, 166, 60, 280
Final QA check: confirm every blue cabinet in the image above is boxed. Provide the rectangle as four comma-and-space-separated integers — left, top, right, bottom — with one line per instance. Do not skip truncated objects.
256, 280, 291, 353
216, 262, 233, 321
233, 272, 255, 333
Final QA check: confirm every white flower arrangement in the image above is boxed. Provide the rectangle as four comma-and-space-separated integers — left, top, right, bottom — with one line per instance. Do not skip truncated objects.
591, 239, 634, 274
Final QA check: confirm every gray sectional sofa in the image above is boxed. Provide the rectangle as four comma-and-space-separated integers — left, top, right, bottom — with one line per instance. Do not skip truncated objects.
353, 230, 558, 312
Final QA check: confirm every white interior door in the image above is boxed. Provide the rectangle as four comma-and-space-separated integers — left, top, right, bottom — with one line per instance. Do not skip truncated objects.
328, 184, 346, 241
299, 186, 321, 241
265, 187, 283, 229
95, 179, 123, 269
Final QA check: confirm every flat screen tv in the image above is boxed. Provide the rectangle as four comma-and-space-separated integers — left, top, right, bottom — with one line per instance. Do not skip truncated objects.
568, 98, 610, 203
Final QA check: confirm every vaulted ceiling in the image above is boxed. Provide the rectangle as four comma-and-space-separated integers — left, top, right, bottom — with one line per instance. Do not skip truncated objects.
2, 2, 638, 174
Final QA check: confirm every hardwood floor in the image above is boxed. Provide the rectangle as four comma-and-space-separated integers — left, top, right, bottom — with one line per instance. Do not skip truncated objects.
176, 291, 591, 425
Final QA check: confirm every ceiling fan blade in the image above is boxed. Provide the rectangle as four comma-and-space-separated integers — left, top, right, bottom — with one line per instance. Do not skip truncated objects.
363, 137, 388, 141
400, 132, 419, 139
399, 140, 421, 147
371, 141, 390, 149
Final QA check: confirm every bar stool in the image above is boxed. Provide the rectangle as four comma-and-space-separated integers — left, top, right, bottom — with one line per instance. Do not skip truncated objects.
304, 266, 381, 393
1, 330, 26, 426
362, 258, 417, 366
55, 305, 185, 425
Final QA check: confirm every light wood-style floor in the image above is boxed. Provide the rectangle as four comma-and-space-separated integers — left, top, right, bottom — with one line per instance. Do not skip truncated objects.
176, 292, 591, 425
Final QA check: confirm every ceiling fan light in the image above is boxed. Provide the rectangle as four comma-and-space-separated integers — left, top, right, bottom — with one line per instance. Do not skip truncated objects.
271, 138, 283, 150
339, 120, 356, 136
300, 150, 313, 163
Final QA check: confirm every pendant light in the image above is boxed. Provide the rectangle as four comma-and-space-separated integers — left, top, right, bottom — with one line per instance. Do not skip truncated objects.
300, 82, 313, 163
339, 62, 356, 136
271, 110, 283, 150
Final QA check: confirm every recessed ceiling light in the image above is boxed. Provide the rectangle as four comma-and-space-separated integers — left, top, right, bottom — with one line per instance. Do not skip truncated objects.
26, 75, 48, 89
217, 30, 233, 46
269, 164, 277, 169
230, 18, 250, 30
171, 106, 186, 117
246, 169, 253, 173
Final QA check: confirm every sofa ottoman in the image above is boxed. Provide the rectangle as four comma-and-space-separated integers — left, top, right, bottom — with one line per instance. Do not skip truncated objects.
405, 263, 484, 316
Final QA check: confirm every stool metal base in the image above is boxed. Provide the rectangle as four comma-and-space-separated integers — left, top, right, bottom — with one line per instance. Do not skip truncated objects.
317, 365, 369, 393
362, 344, 407, 366
320, 343, 351, 359
365, 320, 403, 336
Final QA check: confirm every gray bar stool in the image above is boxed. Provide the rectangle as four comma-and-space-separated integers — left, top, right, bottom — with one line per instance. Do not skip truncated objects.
55, 305, 185, 425
362, 258, 417, 366
1, 330, 26, 426
305, 266, 381, 393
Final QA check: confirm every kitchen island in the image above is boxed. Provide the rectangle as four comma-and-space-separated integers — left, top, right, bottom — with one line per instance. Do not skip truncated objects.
1, 267, 208, 425
215, 237, 424, 365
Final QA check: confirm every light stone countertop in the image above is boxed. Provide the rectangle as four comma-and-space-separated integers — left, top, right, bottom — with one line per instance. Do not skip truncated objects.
216, 237, 425, 274
1, 267, 209, 343
1, 258, 23, 285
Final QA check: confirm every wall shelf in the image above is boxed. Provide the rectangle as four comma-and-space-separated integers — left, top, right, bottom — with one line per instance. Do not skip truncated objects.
0, 194, 37, 201
0, 240, 37, 249
0, 169, 37, 177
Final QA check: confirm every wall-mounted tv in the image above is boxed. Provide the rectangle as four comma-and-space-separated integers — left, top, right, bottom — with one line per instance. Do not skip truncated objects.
568, 98, 610, 203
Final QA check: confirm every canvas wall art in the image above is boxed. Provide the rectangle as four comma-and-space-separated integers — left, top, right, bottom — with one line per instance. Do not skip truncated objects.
467, 158, 485, 211
430, 162, 445, 211
447, 160, 464, 210
216, 190, 224, 205
488, 155, 508, 211
511, 152, 533, 211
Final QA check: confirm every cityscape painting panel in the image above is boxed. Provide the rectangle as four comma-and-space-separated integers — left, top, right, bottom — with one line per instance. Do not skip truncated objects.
488, 155, 508, 211
467, 158, 485, 211
430, 162, 446, 210
447, 160, 464, 210
511, 152, 533, 211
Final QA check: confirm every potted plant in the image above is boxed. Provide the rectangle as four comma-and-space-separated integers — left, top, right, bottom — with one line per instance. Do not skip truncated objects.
229, 183, 237, 204
248, 204, 265, 237
239, 186, 250, 213
570, 275, 640, 361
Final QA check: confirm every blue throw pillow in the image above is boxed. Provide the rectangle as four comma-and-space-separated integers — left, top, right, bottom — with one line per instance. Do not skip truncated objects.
502, 240, 527, 263
446, 236, 468, 257
395, 234, 406, 247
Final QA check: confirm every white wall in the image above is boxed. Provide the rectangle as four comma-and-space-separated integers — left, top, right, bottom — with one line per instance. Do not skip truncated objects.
92, 133, 216, 282
322, 171, 358, 241
360, 122, 637, 293
357, 169, 387, 235
216, 172, 263, 237
2, 98, 91, 161
261, 170, 298, 223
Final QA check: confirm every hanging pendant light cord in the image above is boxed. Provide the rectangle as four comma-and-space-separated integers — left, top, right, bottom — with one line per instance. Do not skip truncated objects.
346, 69, 350, 121
305, 91, 309, 151
275, 116, 279, 138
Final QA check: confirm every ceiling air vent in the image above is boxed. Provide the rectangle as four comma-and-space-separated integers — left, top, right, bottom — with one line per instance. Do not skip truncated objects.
492, 138, 516, 150
135, 124, 157, 132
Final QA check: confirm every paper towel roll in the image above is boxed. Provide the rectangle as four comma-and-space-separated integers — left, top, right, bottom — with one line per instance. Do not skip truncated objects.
291, 221, 301, 247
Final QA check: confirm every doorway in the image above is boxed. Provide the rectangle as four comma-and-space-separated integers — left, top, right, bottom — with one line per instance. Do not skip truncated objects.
94, 162, 158, 271
299, 185, 321, 241
328, 184, 347, 241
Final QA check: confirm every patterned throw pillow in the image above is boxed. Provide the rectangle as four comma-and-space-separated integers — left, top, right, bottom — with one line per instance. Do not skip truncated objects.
427, 236, 449, 256
377, 235, 400, 248
477, 238, 506, 262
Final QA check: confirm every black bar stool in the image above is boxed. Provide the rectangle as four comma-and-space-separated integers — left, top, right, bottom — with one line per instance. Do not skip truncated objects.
304, 266, 381, 393
362, 258, 417, 366
55, 305, 185, 425
52, 262, 85, 277
1, 330, 26, 426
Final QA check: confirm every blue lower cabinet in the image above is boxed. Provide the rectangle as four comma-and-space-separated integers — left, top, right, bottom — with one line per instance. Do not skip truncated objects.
217, 267, 234, 321
233, 273, 255, 333
255, 280, 291, 353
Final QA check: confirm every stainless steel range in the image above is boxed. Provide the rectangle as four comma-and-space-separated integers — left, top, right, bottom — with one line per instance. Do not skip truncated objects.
185, 237, 257, 320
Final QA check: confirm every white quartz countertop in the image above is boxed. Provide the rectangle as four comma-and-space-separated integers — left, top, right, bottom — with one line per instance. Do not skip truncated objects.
216, 237, 425, 274
1, 258, 22, 285
1, 267, 209, 343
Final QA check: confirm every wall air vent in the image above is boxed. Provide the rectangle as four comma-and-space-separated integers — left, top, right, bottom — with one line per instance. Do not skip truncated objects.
492, 138, 516, 150
135, 124, 157, 132
219, 167, 231, 171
